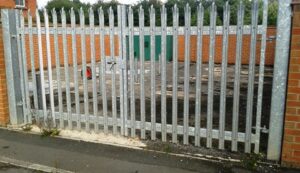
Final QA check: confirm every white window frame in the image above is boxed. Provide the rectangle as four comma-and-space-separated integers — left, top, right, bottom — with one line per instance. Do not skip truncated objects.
15, 0, 26, 8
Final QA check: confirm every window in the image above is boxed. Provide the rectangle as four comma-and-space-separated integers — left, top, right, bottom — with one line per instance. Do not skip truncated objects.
15, 0, 25, 8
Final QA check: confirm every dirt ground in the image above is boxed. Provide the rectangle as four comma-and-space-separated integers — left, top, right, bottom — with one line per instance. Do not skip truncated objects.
28, 60, 274, 153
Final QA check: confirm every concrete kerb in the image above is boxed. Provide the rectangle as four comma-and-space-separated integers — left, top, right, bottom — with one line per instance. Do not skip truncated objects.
0, 156, 73, 173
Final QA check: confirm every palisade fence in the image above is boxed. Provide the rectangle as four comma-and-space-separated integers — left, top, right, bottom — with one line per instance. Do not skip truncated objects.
0, 0, 292, 161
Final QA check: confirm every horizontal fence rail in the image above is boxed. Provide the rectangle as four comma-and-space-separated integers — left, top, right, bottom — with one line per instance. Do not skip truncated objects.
21, 26, 265, 35
4, 0, 291, 160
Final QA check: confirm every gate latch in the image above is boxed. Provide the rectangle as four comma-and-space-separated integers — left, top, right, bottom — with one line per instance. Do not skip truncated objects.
252, 125, 269, 133
110, 61, 117, 71
17, 101, 23, 106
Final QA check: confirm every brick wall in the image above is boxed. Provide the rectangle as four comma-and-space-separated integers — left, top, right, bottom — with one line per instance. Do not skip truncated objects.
24, 27, 276, 71
0, 0, 15, 8
178, 28, 276, 65
0, 28, 9, 126
24, 0, 36, 17
24, 34, 120, 70
0, 0, 36, 17
281, 3, 300, 168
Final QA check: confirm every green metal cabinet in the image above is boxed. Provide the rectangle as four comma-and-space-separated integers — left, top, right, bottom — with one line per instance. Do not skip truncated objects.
127, 35, 173, 61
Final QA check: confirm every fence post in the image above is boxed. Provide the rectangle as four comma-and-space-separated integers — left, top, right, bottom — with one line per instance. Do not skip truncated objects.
119, 5, 128, 136
267, 0, 292, 161
1, 9, 24, 126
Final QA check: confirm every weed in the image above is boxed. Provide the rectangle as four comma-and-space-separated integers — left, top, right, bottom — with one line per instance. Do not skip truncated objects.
162, 143, 172, 153
21, 124, 32, 131
35, 111, 60, 137
241, 153, 264, 170
41, 128, 60, 137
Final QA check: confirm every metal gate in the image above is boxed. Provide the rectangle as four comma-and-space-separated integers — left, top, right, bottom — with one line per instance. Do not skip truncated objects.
1, 0, 292, 161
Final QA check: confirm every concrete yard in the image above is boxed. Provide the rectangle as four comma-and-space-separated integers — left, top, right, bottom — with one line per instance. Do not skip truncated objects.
28, 61, 274, 151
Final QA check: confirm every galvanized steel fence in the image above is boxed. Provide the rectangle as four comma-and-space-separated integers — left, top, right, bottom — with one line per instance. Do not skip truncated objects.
1, 0, 292, 161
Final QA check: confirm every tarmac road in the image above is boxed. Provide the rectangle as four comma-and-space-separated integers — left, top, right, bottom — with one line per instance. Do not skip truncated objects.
0, 128, 223, 173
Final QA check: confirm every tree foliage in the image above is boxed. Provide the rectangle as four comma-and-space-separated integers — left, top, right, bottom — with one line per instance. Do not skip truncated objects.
43, 0, 278, 26
44, 0, 90, 24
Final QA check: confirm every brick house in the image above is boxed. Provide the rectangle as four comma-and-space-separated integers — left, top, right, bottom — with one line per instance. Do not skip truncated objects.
0, 0, 37, 17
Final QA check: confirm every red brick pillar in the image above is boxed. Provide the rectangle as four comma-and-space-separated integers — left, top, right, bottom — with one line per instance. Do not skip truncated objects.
0, 28, 9, 126
281, 2, 300, 168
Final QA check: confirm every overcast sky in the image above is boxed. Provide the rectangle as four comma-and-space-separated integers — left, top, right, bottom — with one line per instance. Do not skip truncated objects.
37, 0, 167, 8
